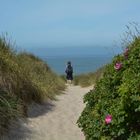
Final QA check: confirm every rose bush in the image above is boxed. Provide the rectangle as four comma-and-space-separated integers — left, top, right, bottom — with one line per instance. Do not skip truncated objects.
77, 37, 140, 140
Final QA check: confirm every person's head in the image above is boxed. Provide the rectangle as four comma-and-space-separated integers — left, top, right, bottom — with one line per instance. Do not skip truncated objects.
67, 61, 71, 65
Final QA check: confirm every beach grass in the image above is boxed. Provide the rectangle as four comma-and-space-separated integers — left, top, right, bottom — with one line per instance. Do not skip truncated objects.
0, 36, 65, 135
73, 66, 105, 87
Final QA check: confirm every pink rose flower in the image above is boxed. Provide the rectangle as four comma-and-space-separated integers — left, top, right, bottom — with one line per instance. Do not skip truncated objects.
124, 48, 129, 59
124, 48, 129, 54
105, 115, 112, 124
114, 62, 122, 70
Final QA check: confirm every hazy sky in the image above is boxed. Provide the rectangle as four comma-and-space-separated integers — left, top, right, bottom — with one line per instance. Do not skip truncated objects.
0, 0, 140, 48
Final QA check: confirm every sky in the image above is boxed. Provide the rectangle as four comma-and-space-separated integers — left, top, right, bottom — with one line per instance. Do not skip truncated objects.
0, 0, 140, 49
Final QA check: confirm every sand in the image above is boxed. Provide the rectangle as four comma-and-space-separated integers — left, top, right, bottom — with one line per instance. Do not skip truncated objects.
4, 85, 93, 140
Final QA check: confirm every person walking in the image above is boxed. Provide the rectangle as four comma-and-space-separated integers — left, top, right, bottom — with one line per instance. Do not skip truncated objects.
65, 61, 73, 85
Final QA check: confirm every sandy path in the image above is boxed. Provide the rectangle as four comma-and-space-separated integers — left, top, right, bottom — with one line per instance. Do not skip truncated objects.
5, 85, 93, 140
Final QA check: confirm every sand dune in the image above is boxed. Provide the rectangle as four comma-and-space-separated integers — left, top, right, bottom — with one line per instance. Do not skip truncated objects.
5, 85, 93, 140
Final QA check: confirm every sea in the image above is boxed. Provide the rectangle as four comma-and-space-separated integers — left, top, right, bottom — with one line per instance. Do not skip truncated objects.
22, 46, 122, 75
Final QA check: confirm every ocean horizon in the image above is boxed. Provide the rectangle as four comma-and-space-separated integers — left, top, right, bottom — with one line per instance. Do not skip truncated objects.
42, 55, 113, 75
22, 46, 122, 75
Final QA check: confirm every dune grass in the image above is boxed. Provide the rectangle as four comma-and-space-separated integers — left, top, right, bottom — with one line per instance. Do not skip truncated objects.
17, 52, 65, 101
73, 66, 105, 87
0, 36, 65, 135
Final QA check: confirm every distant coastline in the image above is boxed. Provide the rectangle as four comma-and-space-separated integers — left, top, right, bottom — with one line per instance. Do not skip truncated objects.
19, 46, 122, 75
41, 55, 113, 75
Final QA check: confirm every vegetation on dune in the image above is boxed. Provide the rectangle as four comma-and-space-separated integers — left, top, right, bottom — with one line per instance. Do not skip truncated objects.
17, 52, 65, 101
73, 67, 105, 87
0, 36, 65, 135
77, 29, 140, 139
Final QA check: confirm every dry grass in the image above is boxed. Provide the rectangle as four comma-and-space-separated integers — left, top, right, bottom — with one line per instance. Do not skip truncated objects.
0, 36, 65, 135
73, 66, 105, 87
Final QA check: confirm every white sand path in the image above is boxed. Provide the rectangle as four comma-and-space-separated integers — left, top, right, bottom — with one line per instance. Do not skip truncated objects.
5, 85, 93, 140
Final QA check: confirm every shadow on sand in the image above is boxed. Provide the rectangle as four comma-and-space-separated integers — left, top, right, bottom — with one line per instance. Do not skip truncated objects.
1, 119, 32, 140
28, 101, 55, 118
1, 102, 55, 140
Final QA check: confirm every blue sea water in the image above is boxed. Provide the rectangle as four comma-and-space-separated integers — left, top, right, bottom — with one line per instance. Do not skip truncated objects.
23, 46, 122, 75
42, 55, 113, 75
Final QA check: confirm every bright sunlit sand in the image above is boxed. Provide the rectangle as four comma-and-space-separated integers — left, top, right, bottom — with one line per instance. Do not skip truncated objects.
6, 85, 93, 140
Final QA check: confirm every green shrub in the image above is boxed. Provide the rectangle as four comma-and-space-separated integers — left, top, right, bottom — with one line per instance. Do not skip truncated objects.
77, 37, 140, 139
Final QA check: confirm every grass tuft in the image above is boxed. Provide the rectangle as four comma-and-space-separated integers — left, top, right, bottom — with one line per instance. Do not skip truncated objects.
73, 66, 105, 87
0, 36, 65, 135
